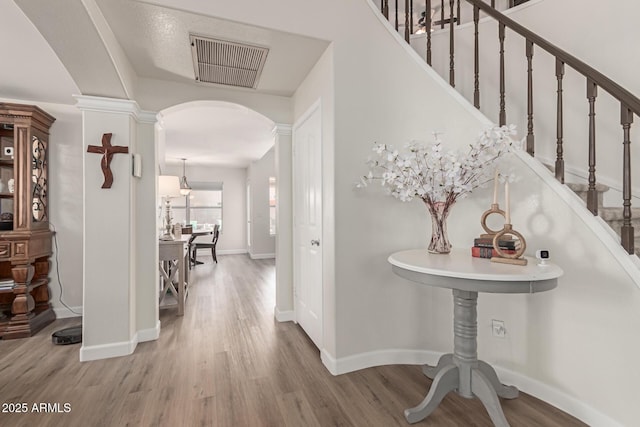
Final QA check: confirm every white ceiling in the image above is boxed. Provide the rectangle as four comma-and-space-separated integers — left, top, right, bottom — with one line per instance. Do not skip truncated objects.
162, 101, 275, 168
3, 0, 330, 168
95, 0, 329, 97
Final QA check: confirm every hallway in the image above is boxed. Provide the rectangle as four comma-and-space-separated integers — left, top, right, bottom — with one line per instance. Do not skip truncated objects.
0, 255, 585, 426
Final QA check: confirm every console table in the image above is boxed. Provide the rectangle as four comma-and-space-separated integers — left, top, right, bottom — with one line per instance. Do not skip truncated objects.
159, 237, 190, 316
388, 248, 563, 426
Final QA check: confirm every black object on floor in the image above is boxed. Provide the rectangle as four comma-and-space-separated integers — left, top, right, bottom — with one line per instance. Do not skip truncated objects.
52, 325, 82, 345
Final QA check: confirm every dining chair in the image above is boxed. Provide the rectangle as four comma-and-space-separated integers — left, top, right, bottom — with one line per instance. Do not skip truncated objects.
193, 224, 220, 263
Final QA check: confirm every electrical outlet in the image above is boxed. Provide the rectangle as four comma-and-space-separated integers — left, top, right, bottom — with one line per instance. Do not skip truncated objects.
492, 319, 506, 338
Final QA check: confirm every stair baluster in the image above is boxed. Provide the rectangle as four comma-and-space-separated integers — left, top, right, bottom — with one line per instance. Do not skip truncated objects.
498, 22, 506, 126
382, 0, 389, 19
426, 0, 432, 65
441, 0, 445, 29
526, 40, 534, 155
621, 105, 634, 254
457, 0, 461, 25
555, 59, 565, 183
587, 80, 598, 215
395, 0, 399, 31
404, 0, 410, 42
449, 0, 455, 86
410, 0, 414, 34
473, 5, 480, 108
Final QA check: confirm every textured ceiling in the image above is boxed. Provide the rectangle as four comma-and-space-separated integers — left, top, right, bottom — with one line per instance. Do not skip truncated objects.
95, 0, 330, 97
5, 0, 329, 167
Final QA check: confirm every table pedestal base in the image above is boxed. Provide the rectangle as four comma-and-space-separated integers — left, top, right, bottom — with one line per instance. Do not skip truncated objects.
405, 290, 518, 427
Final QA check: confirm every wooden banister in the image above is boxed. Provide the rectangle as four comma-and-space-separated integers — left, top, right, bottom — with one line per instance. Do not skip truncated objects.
465, 0, 640, 117
377, 0, 640, 254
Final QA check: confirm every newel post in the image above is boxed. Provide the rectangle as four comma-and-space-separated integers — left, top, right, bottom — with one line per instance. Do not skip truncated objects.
621, 105, 634, 254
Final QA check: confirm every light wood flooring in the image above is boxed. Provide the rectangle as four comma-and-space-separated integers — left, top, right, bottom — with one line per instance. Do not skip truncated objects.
0, 254, 587, 427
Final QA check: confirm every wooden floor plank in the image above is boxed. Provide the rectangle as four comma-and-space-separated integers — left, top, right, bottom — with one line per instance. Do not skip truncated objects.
0, 254, 587, 426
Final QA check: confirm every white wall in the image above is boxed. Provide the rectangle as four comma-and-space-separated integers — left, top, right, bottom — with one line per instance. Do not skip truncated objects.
163, 163, 247, 253
0, 98, 84, 318
247, 147, 276, 258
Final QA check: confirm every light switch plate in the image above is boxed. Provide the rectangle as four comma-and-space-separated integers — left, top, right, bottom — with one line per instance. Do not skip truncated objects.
132, 153, 142, 178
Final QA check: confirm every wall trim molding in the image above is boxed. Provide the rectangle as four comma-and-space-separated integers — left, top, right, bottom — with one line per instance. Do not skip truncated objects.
250, 252, 275, 260
53, 305, 83, 319
273, 123, 293, 136
274, 307, 295, 322
321, 347, 622, 427
74, 95, 157, 123
217, 249, 248, 255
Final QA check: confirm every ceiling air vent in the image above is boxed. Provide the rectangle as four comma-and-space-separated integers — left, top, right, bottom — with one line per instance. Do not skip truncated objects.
190, 34, 269, 89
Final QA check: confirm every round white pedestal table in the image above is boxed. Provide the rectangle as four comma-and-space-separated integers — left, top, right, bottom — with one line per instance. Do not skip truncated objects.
388, 248, 563, 426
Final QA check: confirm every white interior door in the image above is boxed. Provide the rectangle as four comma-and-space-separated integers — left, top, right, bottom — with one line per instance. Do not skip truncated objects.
293, 102, 323, 349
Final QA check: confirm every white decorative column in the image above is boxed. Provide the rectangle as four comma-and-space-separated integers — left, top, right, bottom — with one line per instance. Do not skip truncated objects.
273, 123, 294, 321
134, 114, 159, 342
76, 95, 157, 361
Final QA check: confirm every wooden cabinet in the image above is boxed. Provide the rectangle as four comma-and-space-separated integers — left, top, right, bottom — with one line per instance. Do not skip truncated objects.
0, 103, 55, 339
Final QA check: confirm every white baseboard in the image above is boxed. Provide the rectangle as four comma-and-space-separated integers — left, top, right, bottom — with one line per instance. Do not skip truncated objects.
250, 252, 275, 260
217, 249, 248, 255
320, 348, 622, 427
53, 305, 83, 319
320, 348, 440, 376
137, 320, 161, 342
274, 307, 295, 322
80, 338, 137, 362
494, 366, 623, 427
79, 322, 161, 362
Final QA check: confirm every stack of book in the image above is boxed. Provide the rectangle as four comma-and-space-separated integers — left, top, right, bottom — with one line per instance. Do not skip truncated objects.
0, 278, 14, 290
471, 236, 519, 259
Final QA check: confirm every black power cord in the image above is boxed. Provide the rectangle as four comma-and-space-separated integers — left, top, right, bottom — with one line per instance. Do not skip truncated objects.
49, 222, 81, 317
49, 222, 82, 345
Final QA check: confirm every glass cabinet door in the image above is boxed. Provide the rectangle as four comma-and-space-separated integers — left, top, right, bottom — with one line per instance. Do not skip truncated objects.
31, 135, 47, 223
0, 127, 14, 230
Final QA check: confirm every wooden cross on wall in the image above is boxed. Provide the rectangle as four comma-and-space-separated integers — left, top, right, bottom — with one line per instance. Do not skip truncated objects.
86, 133, 129, 189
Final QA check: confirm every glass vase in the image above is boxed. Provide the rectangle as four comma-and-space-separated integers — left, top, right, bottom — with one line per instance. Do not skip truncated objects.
425, 200, 453, 254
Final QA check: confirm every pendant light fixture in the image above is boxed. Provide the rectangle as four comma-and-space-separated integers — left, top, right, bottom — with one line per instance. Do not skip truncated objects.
179, 158, 192, 196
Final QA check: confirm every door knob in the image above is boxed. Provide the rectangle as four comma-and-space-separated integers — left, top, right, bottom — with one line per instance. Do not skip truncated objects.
311, 239, 320, 246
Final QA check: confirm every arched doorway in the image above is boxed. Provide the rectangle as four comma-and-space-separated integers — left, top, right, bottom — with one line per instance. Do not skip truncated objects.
156, 100, 293, 322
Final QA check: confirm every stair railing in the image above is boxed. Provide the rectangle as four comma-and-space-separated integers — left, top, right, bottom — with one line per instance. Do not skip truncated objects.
379, 0, 640, 254
381, 1, 517, 43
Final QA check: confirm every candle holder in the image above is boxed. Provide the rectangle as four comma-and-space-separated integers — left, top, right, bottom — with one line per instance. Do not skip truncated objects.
479, 203, 511, 239
490, 223, 527, 265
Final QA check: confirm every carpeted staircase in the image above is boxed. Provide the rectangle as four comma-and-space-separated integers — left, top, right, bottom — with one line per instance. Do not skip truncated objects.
567, 182, 640, 256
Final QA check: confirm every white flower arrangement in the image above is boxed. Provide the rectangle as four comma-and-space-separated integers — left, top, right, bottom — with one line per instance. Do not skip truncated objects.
359, 124, 519, 253
360, 124, 519, 206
